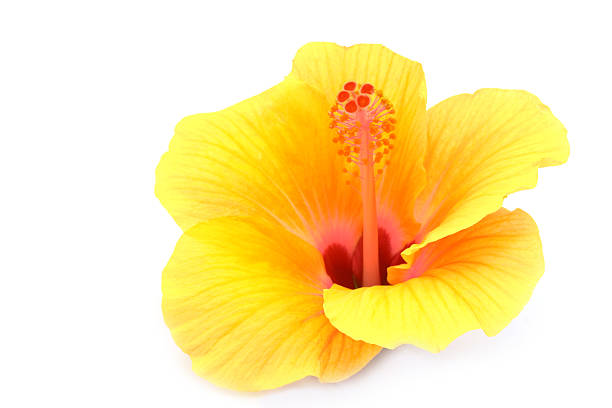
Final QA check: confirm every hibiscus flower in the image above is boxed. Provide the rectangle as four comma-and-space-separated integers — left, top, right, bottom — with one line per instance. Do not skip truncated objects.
155, 42, 569, 391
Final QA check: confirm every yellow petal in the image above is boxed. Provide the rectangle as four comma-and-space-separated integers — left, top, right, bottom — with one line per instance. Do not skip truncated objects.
323, 209, 544, 351
291, 42, 428, 238
408, 89, 568, 255
156, 77, 361, 248
162, 217, 380, 391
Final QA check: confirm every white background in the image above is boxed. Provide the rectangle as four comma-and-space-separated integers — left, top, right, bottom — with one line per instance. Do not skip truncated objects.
2, 1, 611, 407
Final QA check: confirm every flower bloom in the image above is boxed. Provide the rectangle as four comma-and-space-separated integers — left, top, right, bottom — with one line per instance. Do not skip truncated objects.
156, 43, 569, 391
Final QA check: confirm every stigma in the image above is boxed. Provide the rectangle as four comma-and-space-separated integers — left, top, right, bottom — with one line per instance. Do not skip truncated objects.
329, 81, 396, 183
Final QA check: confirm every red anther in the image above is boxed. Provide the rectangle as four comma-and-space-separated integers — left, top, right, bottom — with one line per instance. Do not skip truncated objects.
337, 91, 350, 102
357, 94, 370, 108
345, 100, 357, 113
360, 83, 374, 94
343, 81, 357, 91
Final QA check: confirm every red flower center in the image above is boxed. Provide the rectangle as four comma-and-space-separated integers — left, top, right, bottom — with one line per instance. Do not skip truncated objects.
322, 228, 410, 288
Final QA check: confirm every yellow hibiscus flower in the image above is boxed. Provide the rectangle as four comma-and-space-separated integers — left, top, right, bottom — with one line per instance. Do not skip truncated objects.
155, 42, 569, 391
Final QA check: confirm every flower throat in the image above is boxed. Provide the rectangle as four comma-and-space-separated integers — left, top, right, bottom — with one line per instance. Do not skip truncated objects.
329, 81, 396, 286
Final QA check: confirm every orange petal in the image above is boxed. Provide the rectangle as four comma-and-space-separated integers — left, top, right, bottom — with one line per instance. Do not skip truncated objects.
291, 42, 428, 240
162, 217, 380, 391
408, 89, 568, 255
156, 77, 362, 249
324, 209, 544, 351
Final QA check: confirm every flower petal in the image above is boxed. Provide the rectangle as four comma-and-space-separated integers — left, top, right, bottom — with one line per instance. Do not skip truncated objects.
323, 208, 544, 351
162, 217, 380, 391
156, 77, 362, 248
409, 89, 568, 255
291, 42, 428, 239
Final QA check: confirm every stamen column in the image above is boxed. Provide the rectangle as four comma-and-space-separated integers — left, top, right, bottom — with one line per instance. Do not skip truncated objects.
358, 110, 380, 286
329, 81, 396, 287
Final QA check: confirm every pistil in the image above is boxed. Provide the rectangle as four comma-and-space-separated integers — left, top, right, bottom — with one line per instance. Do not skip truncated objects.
329, 82, 396, 287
